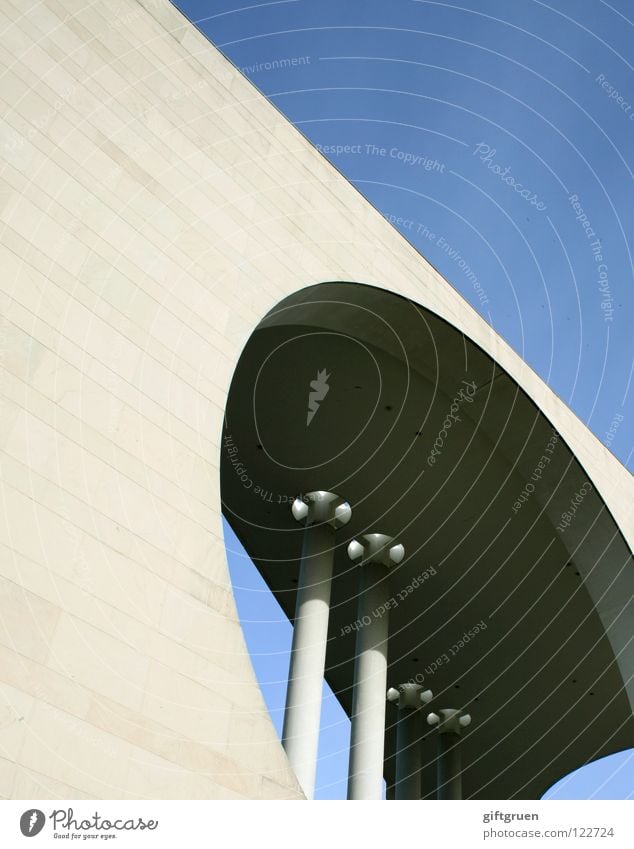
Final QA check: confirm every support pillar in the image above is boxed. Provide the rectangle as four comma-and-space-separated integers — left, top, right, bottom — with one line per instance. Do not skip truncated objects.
387, 683, 433, 800
346, 534, 405, 800
426, 708, 472, 800
282, 491, 352, 799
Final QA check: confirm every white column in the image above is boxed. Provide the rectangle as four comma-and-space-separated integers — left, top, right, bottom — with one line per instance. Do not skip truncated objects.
346, 534, 405, 800
282, 491, 351, 799
387, 683, 433, 800
426, 708, 472, 800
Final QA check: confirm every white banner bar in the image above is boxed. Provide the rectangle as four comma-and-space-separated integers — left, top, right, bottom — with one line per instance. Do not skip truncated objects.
0, 800, 632, 848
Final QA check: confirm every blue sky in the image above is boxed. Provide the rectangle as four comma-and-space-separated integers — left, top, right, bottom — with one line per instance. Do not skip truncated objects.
172, 1, 633, 798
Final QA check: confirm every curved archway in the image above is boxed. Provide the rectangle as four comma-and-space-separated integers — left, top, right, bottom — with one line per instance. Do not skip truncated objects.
222, 280, 634, 799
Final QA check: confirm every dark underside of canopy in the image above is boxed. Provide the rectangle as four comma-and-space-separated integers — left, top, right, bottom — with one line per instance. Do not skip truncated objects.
221, 282, 634, 799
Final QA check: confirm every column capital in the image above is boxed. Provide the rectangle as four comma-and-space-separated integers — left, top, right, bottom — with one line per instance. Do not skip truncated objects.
347, 533, 404, 568
387, 683, 433, 711
427, 708, 472, 735
291, 491, 352, 529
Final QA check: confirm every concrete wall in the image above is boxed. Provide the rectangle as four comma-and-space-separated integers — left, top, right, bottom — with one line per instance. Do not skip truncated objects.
0, 0, 631, 798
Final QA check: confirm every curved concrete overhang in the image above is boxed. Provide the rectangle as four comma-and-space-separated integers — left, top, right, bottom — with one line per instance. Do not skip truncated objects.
222, 280, 634, 800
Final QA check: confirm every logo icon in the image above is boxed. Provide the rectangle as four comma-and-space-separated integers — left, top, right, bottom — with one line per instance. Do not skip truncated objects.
20, 810, 45, 837
306, 369, 330, 426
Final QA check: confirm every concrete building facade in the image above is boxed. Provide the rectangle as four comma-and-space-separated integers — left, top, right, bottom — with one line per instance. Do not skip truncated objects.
0, 0, 631, 799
